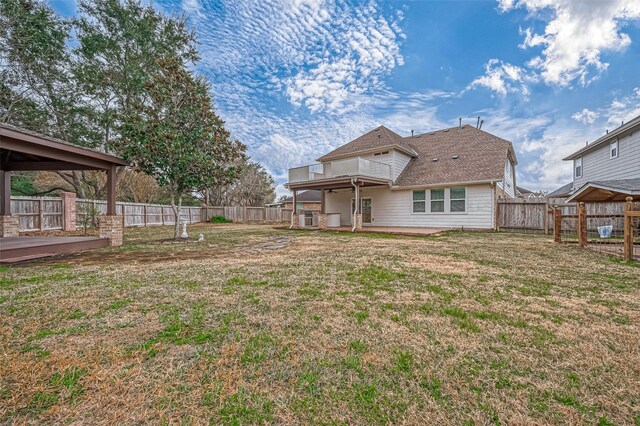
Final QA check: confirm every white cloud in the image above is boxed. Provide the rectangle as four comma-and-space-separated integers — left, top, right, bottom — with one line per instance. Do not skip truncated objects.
571, 108, 598, 124
467, 59, 533, 96
500, 0, 640, 86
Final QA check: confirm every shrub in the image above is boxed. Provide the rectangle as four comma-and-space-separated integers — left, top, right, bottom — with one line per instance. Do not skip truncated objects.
210, 215, 232, 224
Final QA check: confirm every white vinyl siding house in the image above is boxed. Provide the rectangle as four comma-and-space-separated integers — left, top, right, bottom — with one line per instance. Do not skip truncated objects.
287, 124, 516, 231
325, 184, 495, 229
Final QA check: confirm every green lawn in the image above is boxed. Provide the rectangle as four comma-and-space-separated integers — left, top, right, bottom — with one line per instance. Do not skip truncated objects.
1, 224, 639, 424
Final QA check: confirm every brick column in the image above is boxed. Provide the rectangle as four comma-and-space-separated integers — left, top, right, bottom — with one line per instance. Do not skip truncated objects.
99, 215, 124, 246
60, 192, 76, 231
290, 213, 300, 229
0, 215, 19, 237
318, 213, 327, 229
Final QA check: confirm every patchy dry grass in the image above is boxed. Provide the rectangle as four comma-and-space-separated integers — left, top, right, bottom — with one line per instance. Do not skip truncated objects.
1, 223, 639, 425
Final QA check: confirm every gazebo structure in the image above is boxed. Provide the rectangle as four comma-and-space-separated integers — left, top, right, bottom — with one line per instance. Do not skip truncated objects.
0, 124, 127, 262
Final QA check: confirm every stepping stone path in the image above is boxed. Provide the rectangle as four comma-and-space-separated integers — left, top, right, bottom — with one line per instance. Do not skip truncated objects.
241, 234, 295, 254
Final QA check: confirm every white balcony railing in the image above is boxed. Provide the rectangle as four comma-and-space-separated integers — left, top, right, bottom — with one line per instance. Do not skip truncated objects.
288, 157, 391, 184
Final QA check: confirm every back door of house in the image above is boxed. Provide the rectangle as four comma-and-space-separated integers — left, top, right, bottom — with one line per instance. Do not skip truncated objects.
352, 198, 372, 224
361, 198, 372, 224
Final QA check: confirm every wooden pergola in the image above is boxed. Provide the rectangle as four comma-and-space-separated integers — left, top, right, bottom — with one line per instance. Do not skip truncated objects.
0, 124, 127, 216
0, 124, 127, 262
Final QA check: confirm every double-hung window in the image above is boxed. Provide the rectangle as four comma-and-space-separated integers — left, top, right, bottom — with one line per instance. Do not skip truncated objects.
575, 157, 582, 178
610, 140, 618, 159
412, 190, 426, 213
430, 189, 445, 212
450, 187, 466, 212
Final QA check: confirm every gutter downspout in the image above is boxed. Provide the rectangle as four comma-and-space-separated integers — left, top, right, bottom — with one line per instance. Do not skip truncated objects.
351, 178, 358, 232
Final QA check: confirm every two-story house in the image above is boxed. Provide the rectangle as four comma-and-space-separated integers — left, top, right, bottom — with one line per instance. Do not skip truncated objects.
561, 114, 640, 203
285, 123, 517, 231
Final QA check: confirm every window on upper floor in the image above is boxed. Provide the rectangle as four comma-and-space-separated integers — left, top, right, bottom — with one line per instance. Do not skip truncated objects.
575, 157, 582, 178
610, 140, 618, 159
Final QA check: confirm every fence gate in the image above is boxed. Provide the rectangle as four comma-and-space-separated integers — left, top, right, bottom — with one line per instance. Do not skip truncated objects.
553, 198, 639, 262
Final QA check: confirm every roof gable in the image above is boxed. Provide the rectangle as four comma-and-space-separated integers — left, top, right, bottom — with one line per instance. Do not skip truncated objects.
317, 125, 417, 162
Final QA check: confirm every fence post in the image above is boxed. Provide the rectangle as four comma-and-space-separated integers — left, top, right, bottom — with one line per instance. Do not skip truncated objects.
143, 204, 148, 227
553, 206, 562, 243
624, 197, 633, 262
578, 202, 587, 247
38, 198, 44, 231
544, 201, 550, 235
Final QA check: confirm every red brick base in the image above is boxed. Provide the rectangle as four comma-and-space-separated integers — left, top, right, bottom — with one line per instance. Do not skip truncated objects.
99, 215, 124, 246
0, 215, 19, 237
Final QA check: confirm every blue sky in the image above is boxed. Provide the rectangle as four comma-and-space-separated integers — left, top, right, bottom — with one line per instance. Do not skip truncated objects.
53, 0, 640, 195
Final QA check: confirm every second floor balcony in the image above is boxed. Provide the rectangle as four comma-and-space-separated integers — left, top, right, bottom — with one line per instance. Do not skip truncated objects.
288, 157, 392, 184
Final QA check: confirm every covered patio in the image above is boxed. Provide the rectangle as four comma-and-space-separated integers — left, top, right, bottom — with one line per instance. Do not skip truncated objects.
287, 176, 391, 231
0, 124, 127, 262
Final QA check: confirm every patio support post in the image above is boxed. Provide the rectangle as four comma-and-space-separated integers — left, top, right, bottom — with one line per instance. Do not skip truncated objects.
290, 190, 299, 229
106, 165, 116, 216
624, 197, 633, 262
99, 165, 123, 246
318, 189, 327, 229
0, 169, 19, 237
578, 202, 587, 248
353, 182, 362, 232
0, 169, 10, 216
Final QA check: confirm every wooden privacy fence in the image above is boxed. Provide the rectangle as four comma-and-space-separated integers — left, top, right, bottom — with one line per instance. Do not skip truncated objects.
496, 200, 552, 234
497, 199, 630, 235
10, 196, 290, 232
10, 196, 64, 231
76, 199, 202, 228
202, 206, 292, 223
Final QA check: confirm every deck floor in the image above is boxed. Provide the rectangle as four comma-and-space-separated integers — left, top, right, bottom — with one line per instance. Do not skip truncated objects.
0, 236, 109, 263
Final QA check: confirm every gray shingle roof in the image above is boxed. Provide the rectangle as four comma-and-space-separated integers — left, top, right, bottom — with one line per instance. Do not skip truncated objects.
589, 178, 640, 193
393, 125, 515, 187
547, 182, 573, 197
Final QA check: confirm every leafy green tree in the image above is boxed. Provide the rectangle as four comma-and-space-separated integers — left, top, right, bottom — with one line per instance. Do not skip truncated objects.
73, 0, 198, 152
118, 57, 244, 239
0, 0, 95, 195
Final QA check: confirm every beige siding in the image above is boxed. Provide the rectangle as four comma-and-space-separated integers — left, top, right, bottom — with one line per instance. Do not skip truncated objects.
325, 184, 495, 229
392, 150, 413, 181
574, 130, 640, 188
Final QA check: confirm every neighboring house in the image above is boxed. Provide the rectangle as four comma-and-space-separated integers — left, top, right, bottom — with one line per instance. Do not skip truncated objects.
516, 186, 545, 200
282, 190, 322, 212
286, 124, 518, 230
563, 115, 640, 202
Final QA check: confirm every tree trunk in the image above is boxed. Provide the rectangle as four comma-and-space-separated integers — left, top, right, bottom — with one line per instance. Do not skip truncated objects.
170, 192, 183, 240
